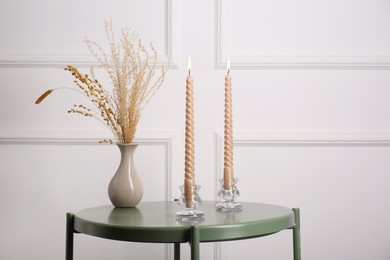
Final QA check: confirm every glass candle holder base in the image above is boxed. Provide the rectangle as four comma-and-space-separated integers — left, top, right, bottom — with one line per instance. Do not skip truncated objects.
216, 178, 241, 210
177, 209, 204, 217
216, 201, 242, 211
177, 184, 203, 217
176, 215, 205, 224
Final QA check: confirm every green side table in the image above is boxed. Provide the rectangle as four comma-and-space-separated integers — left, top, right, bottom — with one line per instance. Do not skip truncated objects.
66, 201, 301, 260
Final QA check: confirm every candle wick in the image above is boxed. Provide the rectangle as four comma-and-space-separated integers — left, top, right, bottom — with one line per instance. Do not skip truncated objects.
227, 69, 230, 75
188, 69, 191, 76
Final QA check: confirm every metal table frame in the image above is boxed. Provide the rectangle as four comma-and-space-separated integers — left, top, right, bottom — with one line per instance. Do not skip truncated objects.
66, 201, 301, 260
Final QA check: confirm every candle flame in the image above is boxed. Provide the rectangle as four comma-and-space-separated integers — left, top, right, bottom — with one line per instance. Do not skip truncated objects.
188, 56, 191, 75
227, 59, 231, 75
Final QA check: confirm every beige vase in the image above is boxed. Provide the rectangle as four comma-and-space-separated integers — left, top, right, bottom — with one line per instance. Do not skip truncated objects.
108, 143, 144, 207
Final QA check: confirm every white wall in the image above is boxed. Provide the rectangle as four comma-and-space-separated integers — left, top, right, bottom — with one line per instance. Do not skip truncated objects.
1, 0, 390, 259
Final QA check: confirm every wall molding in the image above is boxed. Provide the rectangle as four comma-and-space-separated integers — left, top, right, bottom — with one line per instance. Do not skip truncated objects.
0, 132, 176, 194
215, 0, 390, 70
0, 130, 178, 260
0, 0, 178, 69
213, 131, 390, 202
213, 131, 390, 260
0, 132, 175, 200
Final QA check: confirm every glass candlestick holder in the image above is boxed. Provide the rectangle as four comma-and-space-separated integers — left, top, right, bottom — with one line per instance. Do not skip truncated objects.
177, 184, 204, 217
216, 178, 242, 210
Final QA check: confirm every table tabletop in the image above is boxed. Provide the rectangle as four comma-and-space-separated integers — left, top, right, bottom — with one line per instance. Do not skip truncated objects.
73, 201, 295, 243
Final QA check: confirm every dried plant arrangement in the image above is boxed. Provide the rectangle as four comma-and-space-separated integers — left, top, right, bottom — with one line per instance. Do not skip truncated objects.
36, 21, 168, 144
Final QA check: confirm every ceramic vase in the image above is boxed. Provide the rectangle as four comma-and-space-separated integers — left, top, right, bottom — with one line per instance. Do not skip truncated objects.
108, 143, 144, 207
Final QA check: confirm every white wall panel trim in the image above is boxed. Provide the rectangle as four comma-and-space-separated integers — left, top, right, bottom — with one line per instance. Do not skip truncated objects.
0, 131, 177, 260
234, 133, 390, 146
214, 132, 390, 198
215, 0, 390, 70
0, 131, 176, 199
0, 130, 178, 260
215, 132, 390, 149
214, 132, 390, 195
0, 0, 178, 69
216, 55, 390, 70
213, 131, 390, 260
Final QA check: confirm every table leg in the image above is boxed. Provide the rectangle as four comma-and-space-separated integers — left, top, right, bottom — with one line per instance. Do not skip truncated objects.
66, 213, 74, 260
190, 226, 200, 260
174, 243, 180, 260
292, 208, 301, 260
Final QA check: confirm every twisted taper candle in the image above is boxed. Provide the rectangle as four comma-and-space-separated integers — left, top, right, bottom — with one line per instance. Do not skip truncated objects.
223, 66, 233, 189
184, 71, 195, 208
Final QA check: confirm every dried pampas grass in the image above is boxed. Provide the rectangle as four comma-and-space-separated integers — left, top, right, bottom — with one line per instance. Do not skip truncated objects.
35, 89, 53, 104
36, 21, 169, 143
